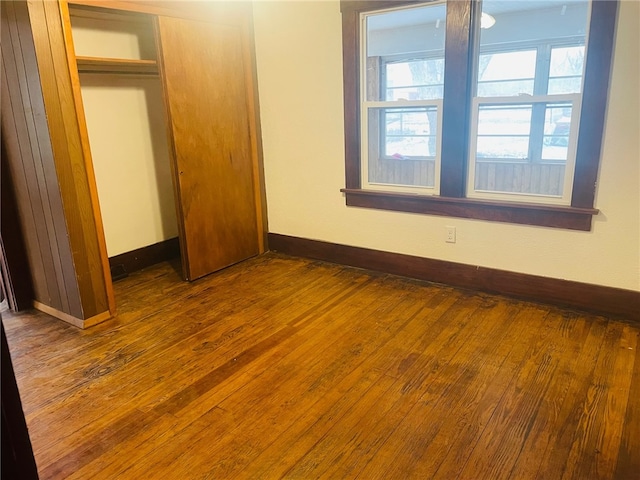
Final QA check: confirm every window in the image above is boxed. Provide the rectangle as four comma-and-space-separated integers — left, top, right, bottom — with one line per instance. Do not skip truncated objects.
362, 2, 446, 193
341, 0, 619, 230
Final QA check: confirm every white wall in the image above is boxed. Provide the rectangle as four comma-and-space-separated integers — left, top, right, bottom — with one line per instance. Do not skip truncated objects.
253, 0, 639, 291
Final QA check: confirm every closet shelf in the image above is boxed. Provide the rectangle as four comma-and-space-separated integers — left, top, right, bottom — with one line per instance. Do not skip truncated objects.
76, 56, 159, 75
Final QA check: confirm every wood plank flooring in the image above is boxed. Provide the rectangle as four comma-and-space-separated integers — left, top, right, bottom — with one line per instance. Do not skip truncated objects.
2, 253, 639, 479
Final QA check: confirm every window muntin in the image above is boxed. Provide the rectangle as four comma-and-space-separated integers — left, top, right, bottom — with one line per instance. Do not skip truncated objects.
361, 2, 446, 194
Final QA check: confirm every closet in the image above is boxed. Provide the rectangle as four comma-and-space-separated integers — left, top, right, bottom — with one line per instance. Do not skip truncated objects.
2, 0, 266, 327
68, 0, 265, 282
69, 6, 179, 266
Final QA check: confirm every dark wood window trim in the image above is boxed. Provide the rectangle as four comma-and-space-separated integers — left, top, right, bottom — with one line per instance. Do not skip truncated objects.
340, 0, 618, 231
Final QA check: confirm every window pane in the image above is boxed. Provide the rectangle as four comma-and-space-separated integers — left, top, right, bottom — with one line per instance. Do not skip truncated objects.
542, 103, 572, 161
477, 50, 537, 97
367, 107, 438, 188
476, 136, 530, 160
477, 105, 531, 159
477, 79, 534, 97
386, 58, 444, 100
384, 107, 438, 158
365, 3, 446, 102
477, 105, 532, 136
548, 46, 585, 94
387, 85, 444, 101
548, 77, 582, 95
550, 46, 585, 77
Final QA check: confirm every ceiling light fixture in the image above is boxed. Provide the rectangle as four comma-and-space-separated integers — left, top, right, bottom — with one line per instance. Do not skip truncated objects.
481, 12, 496, 29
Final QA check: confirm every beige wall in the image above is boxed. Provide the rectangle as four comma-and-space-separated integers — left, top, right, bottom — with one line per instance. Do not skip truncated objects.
253, 0, 640, 291
72, 16, 178, 257
80, 77, 178, 257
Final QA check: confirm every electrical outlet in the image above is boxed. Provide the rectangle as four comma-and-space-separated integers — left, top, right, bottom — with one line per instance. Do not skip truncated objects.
446, 226, 456, 243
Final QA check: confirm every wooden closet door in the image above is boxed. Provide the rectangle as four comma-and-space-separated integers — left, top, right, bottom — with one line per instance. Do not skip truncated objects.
156, 15, 259, 281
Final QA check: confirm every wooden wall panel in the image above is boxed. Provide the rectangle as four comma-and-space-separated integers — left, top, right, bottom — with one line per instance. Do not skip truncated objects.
1, 71, 51, 308
1, 0, 83, 317
26, 0, 112, 319
1, 144, 35, 312
1, 0, 113, 324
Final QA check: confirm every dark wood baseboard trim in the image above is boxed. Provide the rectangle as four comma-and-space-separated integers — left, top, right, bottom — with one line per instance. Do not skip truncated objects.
268, 233, 640, 322
108, 237, 180, 280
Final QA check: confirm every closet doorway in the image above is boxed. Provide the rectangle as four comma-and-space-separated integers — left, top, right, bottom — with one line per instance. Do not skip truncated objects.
66, 2, 264, 304
70, 7, 181, 281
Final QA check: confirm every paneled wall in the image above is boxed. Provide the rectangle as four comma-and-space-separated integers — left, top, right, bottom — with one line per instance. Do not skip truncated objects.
1, 0, 113, 325
1, 0, 83, 319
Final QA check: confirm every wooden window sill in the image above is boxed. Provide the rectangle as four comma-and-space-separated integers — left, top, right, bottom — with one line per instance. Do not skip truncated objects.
341, 188, 598, 230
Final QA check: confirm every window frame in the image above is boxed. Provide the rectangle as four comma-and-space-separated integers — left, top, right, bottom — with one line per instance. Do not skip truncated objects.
362, 102, 443, 194
466, 94, 581, 204
340, 0, 618, 231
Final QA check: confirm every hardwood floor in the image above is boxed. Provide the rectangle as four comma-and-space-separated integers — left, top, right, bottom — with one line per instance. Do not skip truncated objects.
2, 253, 639, 479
